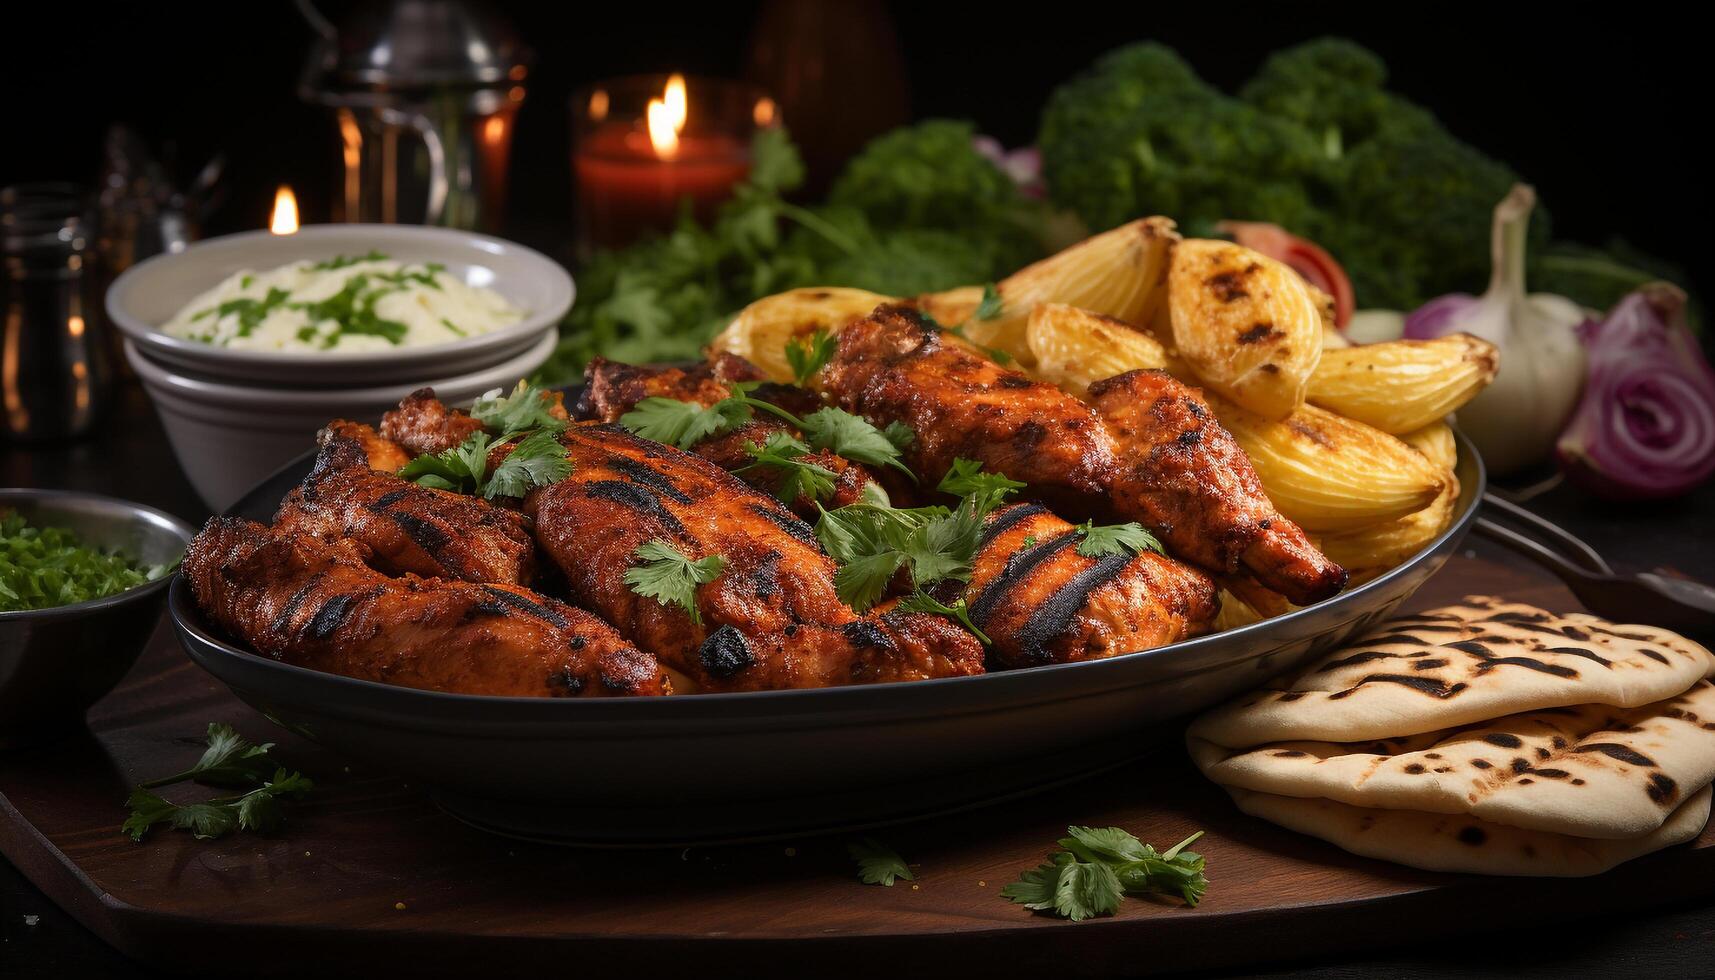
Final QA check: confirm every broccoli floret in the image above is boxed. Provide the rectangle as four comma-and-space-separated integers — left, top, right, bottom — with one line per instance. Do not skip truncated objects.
1240, 38, 1437, 160
1039, 42, 1324, 237
826, 119, 1045, 275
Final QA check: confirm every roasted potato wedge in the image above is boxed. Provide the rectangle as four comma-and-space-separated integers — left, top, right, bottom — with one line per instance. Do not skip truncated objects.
1400, 420, 1458, 471
1168, 239, 1323, 420
922, 216, 1178, 368
709, 287, 893, 384
1306, 335, 1499, 434
1210, 398, 1446, 531
1318, 472, 1462, 584
1026, 303, 1174, 398
1212, 589, 1266, 632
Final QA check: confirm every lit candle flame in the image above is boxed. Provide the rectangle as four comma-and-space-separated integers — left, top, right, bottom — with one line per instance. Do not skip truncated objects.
647, 74, 689, 159
754, 97, 777, 127
270, 185, 300, 235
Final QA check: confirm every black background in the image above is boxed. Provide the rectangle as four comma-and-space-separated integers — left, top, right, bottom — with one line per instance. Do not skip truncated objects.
4, 2, 1706, 300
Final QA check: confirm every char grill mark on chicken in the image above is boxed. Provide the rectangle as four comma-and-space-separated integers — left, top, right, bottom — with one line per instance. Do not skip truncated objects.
184, 516, 667, 697
953, 503, 1218, 669
522, 421, 984, 691
1087, 369, 1345, 605
822, 306, 1344, 606
820, 305, 1116, 512
274, 421, 539, 585
579, 354, 883, 516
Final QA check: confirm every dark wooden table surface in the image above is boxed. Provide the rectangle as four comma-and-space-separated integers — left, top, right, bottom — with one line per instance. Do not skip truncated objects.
4, 381, 1714, 979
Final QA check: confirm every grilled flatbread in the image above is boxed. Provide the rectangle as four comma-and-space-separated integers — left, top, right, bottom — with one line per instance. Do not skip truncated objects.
1189, 597, 1713, 747
1191, 680, 1715, 839
1226, 784, 1710, 877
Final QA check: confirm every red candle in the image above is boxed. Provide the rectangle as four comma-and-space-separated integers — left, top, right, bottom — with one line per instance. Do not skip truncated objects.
573, 123, 750, 250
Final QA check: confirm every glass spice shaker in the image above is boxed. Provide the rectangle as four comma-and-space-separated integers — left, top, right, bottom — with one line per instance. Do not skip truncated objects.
1, 184, 113, 443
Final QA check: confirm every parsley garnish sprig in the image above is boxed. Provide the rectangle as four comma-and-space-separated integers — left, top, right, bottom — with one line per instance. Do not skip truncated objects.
399, 382, 573, 500
785, 327, 839, 386
122, 724, 315, 843
812, 458, 1021, 639
623, 539, 725, 623
737, 433, 839, 505
1002, 827, 1208, 920
1073, 521, 1165, 559
620, 383, 915, 478
925, 283, 1013, 365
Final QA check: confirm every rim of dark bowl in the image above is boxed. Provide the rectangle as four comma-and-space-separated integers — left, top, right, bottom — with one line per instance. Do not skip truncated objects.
171, 431, 1486, 722
0, 488, 196, 620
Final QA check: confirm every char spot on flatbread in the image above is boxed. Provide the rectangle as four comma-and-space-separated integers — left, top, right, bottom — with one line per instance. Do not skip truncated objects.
1413, 658, 1449, 671
1278, 691, 1307, 702
1545, 645, 1614, 667
1456, 826, 1487, 846
1449, 639, 1494, 657
1638, 648, 1671, 665
1573, 743, 1657, 767
1317, 649, 1394, 672
1649, 773, 1679, 805
1532, 768, 1571, 779
1472, 759, 1493, 769
1327, 674, 1469, 700
1475, 656, 1580, 679
1272, 750, 1307, 758
1404, 764, 1426, 774
1483, 733, 1524, 749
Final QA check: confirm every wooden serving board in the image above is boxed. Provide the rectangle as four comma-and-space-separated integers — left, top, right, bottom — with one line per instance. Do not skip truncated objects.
3, 544, 1712, 978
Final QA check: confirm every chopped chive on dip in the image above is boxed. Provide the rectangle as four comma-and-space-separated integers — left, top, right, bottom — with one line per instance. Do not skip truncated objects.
0, 510, 175, 612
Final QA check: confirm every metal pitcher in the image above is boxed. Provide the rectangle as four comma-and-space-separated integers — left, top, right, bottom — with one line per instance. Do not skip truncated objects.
297, 0, 530, 232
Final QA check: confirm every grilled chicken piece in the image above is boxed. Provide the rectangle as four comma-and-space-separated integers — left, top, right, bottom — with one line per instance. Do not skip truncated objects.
184, 516, 667, 697
274, 421, 538, 584
957, 503, 1218, 669
579, 355, 885, 516
822, 306, 1345, 606
317, 419, 412, 474
822, 305, 1116, 513
380, 387, 488, 455
1088, 370, 1345, 605
525, 422, 985, 691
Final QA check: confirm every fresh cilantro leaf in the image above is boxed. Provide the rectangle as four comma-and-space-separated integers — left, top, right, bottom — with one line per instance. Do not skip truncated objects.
973, 282, 1005, 321
785, 328, 838, 387
908, 496, 983, 586
194, 287, 292, 338
124, 733, 314, 844
1073, 521, 1164, 558
896, 589, 991, 645
848, 837, 914, 886
139, 722, 280, 790
620, 395, 752, 449
1, 510, 169, 612
835, 550, 908, 611
399, 431, 491, 495
290, 274, 410, 346
882, 421, 915, 451
472, 381, 567, 437
440, 317, 467, 337
739, 434, 838, 505
623, 539, 725, 624
484, 428, 573, 499
1003, 827, 1209, 918
936, 458, 1025, 514
1020, 535, 1037, 548
797, 407, 912, 477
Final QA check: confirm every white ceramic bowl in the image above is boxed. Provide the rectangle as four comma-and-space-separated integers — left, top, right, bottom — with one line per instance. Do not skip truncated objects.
106, 225, 573, 388
126, 330, 557, 511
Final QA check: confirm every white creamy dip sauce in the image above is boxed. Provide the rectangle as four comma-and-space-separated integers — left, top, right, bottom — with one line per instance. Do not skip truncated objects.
160, 252, 525, 352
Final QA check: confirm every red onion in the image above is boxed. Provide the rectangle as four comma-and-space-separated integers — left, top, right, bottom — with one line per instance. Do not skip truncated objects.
1402, 293, 1479, 340
1556, 284, 1715, 499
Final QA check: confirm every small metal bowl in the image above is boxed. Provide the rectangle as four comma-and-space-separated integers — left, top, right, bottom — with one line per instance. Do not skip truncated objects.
1, 489, 196, 737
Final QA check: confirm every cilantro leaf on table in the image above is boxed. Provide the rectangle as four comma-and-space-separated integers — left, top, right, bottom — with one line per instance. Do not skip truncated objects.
623, 539, 725, 624
785, 328, 839, 387
738, 433, 838, 505
472, 381, 567, 437
1073, 521, 1164, 559
1003, 827, 1209, 920
483, 428, 573, 500
848, 837, 915, 886
124, 768, 314, 843
139, 723, 281, 790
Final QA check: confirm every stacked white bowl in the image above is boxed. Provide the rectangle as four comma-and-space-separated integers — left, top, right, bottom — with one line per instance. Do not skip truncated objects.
105, 225, 573, 511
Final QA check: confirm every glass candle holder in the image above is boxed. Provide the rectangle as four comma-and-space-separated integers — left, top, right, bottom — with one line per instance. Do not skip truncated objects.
571, 74, 776, 255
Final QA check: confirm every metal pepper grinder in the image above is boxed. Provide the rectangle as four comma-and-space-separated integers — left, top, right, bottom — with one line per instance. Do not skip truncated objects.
297, 0, 530, 232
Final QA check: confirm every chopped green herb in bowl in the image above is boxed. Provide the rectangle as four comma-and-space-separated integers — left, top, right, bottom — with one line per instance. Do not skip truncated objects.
1, 509, 175, 613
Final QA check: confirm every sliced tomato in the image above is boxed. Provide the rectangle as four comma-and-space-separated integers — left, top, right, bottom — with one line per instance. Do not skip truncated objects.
1216, 221, 1355, 330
